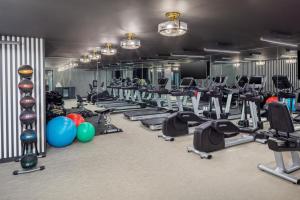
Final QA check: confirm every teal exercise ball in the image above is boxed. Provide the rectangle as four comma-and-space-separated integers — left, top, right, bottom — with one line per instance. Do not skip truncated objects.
77, 122, 95, 143
46, 116, 77, 148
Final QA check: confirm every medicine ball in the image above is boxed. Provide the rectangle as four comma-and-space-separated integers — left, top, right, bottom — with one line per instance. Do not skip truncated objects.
20, 96, 35, 110
18, 79, 34, 94
20, 110, 36, 125
20, 154, 38, 169
20, 129, 37, 144
18, 65, 33, 79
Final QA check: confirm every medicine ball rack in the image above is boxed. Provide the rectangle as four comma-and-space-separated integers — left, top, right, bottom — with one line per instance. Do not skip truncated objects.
13, 65, 45, 175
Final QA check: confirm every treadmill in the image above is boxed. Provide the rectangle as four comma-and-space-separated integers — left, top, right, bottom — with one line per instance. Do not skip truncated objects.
96, 79, 128, 106
103, 79, 146, 113
123, 78, 172, 121
141, 77, 198, 130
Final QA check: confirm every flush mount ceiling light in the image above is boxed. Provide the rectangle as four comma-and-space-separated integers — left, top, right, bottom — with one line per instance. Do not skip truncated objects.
101, 43, 117, 56
80, 55, 90, 63
260, 37, 298, 48
158, 12, 187, 37
88, 48, 101, 60
204, 48, 240, 54
120, 33, 141, 50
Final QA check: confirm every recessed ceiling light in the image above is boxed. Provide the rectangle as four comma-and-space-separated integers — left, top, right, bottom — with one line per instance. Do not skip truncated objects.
204, 48, 240, 54
170, 53, 205, 58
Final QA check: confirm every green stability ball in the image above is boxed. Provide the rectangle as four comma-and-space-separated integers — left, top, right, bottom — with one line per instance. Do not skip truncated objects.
77, 122, 95, 143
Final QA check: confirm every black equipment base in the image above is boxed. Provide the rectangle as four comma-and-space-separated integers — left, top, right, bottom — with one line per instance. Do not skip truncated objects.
86, 116, 123, 135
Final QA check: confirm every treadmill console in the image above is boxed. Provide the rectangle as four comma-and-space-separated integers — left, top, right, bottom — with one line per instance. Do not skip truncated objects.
237, 76, 249, 88
213, 76, 228, 87
272, 75, 293, 90
180, 77, 196, 89
248, 76, 265, 91
158, 78, 168, 87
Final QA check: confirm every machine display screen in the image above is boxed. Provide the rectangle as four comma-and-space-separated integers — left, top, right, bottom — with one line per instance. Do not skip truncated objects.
180, 61, 208, 79
249, 76, 263, 84
158, 78, 168, 85
115, 70, 121, 79
180, 78, 193, 87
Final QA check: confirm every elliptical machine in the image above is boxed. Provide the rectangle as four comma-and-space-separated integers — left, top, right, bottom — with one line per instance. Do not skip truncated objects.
186, 120, 252, 159
160, 111, 209, 141
87, 80, 98, 102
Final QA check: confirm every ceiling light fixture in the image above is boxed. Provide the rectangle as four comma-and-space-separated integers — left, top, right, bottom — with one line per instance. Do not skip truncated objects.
214, 60, 232, 64
80, 55, 90, 63
0, 40, 20, 45
120, 33, 141, 49
281, 55, 297, 59
170, 53, 205, 58
88, 48, 101, 60
58, 61, 78, 72
158, 12, 187, 37
221, 57, 232, 60
203, 48, 240, 54
244, 57, 259, 61
101, 43, 117, 56
260, 37, 298, 48
256, 61, 265, 66
286, 58, 297, 64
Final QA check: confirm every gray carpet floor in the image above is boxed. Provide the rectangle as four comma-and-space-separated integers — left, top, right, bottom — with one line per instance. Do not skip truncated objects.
1, 100, 300, 200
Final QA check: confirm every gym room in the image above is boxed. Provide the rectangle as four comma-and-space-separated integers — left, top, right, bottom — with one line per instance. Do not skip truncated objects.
1, 0, 300, 199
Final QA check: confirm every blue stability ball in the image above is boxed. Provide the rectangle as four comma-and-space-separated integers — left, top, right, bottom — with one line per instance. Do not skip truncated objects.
46, 116, 77, 148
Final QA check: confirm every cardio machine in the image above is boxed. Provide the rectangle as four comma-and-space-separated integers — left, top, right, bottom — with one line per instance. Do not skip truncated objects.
141, 77, 199, 130
160, 111, 210, 141
258, 102, 300, 184
100, 78, 147, 113
238, 76, 266, 133
123, 78, 172, 121
272, 75, 296, 113
87, 80, 97, 102
90, 81, 115, 104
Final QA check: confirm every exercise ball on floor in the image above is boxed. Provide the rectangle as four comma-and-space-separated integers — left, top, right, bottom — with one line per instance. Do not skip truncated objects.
66, 113, 85, 127
46, 116, 77, 148
77, 122, 95, 143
